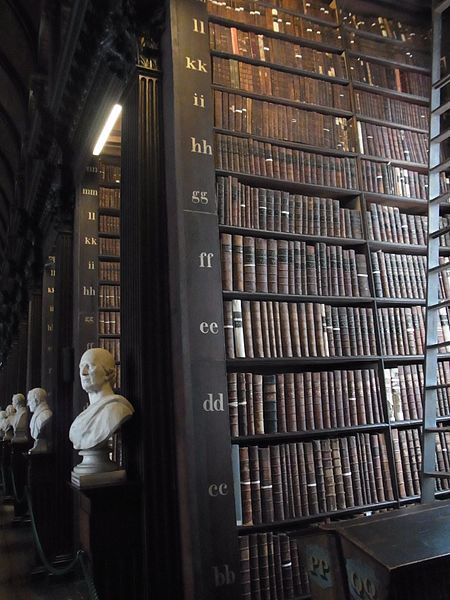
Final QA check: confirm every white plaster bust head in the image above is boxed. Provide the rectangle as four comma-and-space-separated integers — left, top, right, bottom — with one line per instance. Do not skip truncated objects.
27, 388, 53, 453
0, 410, 8, 435
10, 393, 29, 443
69, 348, 134, 451
12, 394, 26, 411
3, 404, 16, 440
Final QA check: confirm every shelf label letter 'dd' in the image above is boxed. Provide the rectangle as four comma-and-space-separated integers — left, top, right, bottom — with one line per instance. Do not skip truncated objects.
203, 393, 224, 412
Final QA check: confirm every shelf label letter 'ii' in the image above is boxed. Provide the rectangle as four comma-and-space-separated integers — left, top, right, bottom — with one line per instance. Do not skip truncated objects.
213, 565, 235, 587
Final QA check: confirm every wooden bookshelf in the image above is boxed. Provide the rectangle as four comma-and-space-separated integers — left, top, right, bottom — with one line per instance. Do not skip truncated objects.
201, 0, 450, 597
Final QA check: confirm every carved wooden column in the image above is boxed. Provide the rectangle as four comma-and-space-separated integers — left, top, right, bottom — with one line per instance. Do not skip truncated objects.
51, 223, 74, 561
120, 43, 182, 599
26, 289, 43, 391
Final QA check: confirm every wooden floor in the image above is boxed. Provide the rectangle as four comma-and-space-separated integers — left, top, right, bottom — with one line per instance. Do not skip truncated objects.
0, 501, 89, 600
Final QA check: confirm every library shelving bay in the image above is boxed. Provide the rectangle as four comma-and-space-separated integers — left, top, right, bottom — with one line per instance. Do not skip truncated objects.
199, 0, 450, 598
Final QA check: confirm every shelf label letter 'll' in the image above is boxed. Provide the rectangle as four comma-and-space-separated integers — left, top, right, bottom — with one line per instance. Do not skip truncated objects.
200, 322, 219, 334
185, 57, 207, 72
203, 393, 224, 412
213, 565, 235, 587
208, 483, 228, 496
193, 18, 206, 34
191, 138, 212, 155
199, 252, 214, 268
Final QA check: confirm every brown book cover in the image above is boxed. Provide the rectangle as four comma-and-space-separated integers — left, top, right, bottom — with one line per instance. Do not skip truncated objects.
224, 301, 235, 358
255, 238, 268, 293
232, 235, 244, 291
242, 301, 254, 358
348, 435, 364, 506
238, 372, 248, 437
303, 442, 319, 514
322, 438, 337, 512
240, 446, 253, 525
244, 236, 257, 292
259, 448, 274, 523
227, 372, 239, 437
251, 301, 264, 358
239, 536, 252, 600
246, 372, 255, 436
249, 534, 262, 600
270, 445, 285, 522
297, 442, 310, 516
258, 532, 271, 599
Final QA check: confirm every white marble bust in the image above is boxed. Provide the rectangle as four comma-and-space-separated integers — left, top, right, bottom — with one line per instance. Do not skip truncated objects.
27, 388, 53, 454
0, 410, 8, 439
69, 348, 134, 451
3, 405, 16, 441
11, 394, 29, 443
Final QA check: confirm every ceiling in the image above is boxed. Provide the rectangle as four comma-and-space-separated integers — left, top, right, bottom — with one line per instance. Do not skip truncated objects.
0, 0, 41, 255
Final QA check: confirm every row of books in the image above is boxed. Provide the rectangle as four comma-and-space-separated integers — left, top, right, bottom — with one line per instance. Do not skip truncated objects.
220, 234, 371, 297
99, 285, 120, 309
214, 90, 353, 151
371, 252, 426, 299
99, 261, 120, 283
217, 177, 363, 237
208, 0, 339, 46
392, 428, 450, 498
99, 337, 120, 363
346, 32, 429, 69
99, 186, 120, 210
357, 121, 428, 165
98, 311, 121, 335
228, 369, 384, 437
341, 11, 429, 46
212, 56, 352, 111
378, 306, 426, 356
354, 90, 429, 130
99, 215, 120, 235
385, 363, 450, 422
98, 163, 121, 184
224, 300, 377, 358
276, 0, 335, 23
239, 533, 310, 600
238, 435, 394, 524
368, 207, 450, 247
350, 57, 430, 97
99, 238, 120, 257
368, 204, 428, 245
216, 134, 359, 188
360, 160, 428, 199
209, 23, 347, 78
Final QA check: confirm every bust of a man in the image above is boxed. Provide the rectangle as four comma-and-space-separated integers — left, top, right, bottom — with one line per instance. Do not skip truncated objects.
0, 410, 8, 439
27, 388, 53, 453
11, 393, 29, 443
3, 404, 16, 441
69, 348, 134, 451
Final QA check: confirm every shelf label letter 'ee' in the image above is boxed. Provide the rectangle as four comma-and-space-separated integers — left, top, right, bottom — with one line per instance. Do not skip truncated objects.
200, 322, 219, 334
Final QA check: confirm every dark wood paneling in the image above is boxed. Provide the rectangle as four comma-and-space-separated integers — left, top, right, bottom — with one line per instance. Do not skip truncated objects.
26, 289, 42, 391
121, 67, 182, 599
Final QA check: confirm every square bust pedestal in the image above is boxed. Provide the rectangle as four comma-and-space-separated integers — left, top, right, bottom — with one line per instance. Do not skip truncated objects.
71, 481, 141, 600
71, 468, 126, 488
27, 453, 58, 569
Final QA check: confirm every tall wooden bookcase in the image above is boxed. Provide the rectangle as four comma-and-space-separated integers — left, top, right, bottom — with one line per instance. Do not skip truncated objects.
163, 0, 450, 598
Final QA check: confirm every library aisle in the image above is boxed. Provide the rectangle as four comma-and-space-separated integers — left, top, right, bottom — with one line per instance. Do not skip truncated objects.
0, 503, 88, 600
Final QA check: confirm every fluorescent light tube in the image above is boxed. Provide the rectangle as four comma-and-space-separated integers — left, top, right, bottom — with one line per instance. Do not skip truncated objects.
93, 104, 122, 155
